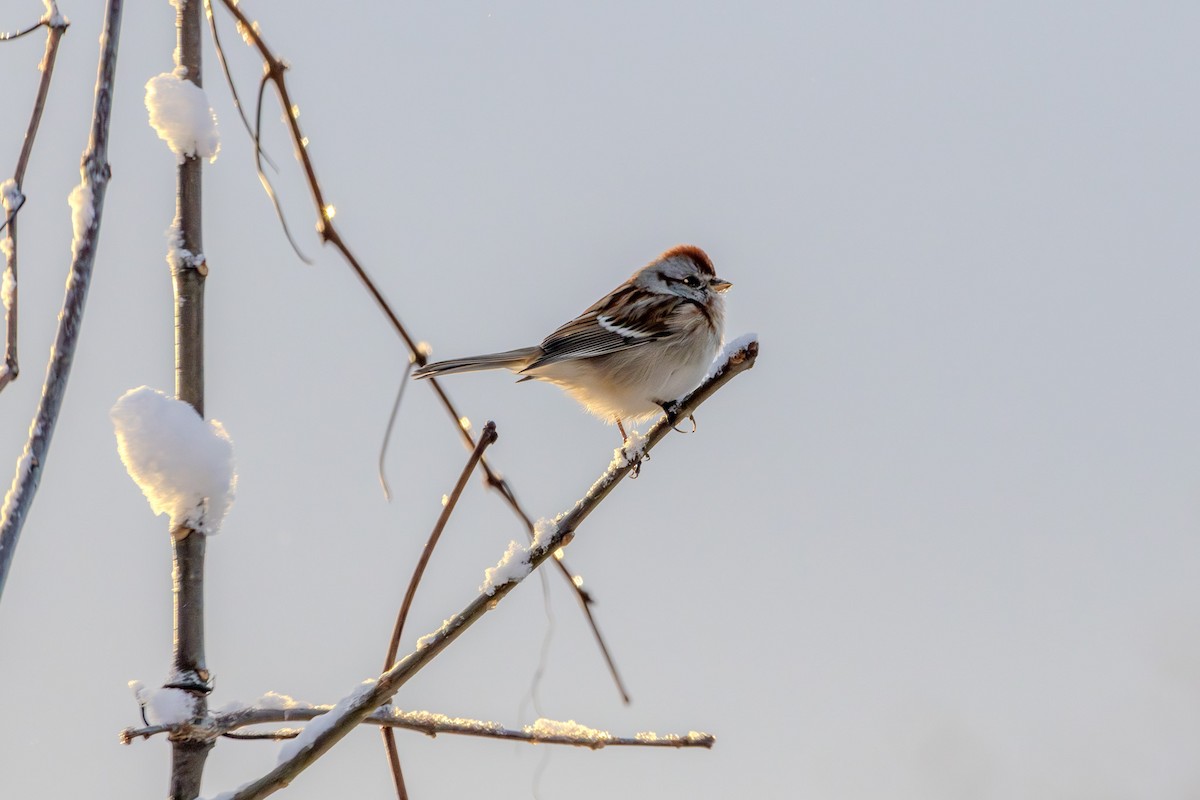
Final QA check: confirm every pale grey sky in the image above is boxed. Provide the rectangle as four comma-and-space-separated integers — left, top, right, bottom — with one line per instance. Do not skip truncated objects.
2, 2, 1198, 798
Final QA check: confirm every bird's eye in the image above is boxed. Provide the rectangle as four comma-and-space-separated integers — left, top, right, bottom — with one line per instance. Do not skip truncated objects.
682, 275, 702, 289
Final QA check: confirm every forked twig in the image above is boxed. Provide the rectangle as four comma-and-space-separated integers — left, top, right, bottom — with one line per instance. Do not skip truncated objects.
0, 0, 121, 602
210, 0, 628, 704
0, 6, 69, 393
223, 341, 757, 800
381, 419, 497, 800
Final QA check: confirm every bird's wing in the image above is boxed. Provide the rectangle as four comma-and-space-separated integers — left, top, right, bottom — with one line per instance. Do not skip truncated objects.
523, 287, 678, 370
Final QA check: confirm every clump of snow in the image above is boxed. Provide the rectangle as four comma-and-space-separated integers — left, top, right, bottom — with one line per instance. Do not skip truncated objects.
524, 717, 613, 744
277, 680, 376, 764
130, 680, 196, 726
1, 178, 22, 214
67, 177, 93, 259
42, 0, 66, 26
703, 332, 758, 382
0, 180, 14, 261
614, 429, 647, 469
145, 70, 220, 164
257, 691, 307, 710
1, 266, 14, 314
110, 386, 237, 535
480, 540, 531, 596
531, 517, 557, 554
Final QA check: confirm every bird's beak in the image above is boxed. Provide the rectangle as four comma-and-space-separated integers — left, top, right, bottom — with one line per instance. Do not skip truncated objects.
711, 278, 733, 293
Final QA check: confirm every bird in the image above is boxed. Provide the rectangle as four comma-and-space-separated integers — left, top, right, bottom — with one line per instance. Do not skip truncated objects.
412, 245, 731, 440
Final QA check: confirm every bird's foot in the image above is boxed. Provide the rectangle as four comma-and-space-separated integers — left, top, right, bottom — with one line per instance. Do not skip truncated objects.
628, 448, 650, 478
658, 400, 681, 425
616, 418, 650, 477
658, 401, 696, 433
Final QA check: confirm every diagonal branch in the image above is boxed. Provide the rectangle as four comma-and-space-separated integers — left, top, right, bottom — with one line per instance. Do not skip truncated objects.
1, 7, 69, 393
121, 704, 715, 751
210, 0, 628, 703
224, 340, 757, 800
0, 0, 122, 604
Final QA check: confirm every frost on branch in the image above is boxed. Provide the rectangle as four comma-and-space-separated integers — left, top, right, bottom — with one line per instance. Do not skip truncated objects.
110, 387, 237, 534
525, 717, 613, 746
67, 176, 93, 260
144, 71, 220, 164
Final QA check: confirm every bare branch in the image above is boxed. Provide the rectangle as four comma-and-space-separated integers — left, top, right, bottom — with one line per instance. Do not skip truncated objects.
0, 14, 50, 42
380, 420, 497, 798
0, 0, 122, 603
211, 0, 628, 702
0, 10, 69, 392
223, 340, 757, 799
123, 705, 715, 751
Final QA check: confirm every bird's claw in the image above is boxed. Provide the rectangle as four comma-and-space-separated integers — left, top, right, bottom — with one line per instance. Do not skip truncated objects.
627, 448, 650, 479
672, 413, 697, 434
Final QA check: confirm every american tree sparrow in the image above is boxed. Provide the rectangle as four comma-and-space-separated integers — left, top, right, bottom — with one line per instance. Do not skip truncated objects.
413, 245, 732, 438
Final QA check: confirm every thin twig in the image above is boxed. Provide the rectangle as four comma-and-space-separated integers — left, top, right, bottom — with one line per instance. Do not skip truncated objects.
211, 0, 628, 703
380, 420, 497, 799
0, 0, 122, 603
384, 420, 498, 668
0, 9, 69, 393
377, 360, 415, 501
0, 19, 47, 42
381, 730, 409, 800
223, 340, 756, 800
250, 67, 309, 263
223, 730, 300, 740
123, 704, 716, 751
201, 0, 277, 171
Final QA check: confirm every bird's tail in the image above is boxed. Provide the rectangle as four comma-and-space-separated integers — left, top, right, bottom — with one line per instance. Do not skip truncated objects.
412, 347, 540, 379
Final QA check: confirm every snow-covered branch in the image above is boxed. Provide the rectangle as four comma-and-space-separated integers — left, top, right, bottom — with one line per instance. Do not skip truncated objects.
219, 338, 757, 799
121, 703, 714, 751
0, 0, 121, 603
